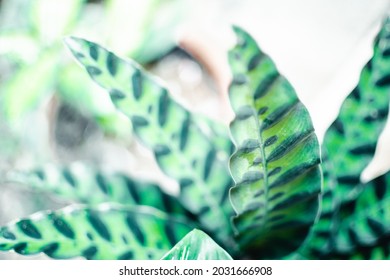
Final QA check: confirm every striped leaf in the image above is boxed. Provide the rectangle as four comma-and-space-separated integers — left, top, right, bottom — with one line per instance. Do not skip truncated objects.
294, 16, 390, 258
328, 172, 390, 259
6, 163, 190, 217
0, 204, 192, 260
162, 229, 233, 260
228, 26, 322, 259
64, 37, 235, 244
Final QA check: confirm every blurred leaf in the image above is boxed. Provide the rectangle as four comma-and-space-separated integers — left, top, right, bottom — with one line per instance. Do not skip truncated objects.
293, 16, 390, 259
228, 26, 321, 259
162, 229, 233, 260
0, 204, 193, 259
64, 37, 235, 246
58, 63, 132, 139
2, 49, 59, 121
7, 163, 192, 217
31, 0, 85, 42
0, 32, 39, 62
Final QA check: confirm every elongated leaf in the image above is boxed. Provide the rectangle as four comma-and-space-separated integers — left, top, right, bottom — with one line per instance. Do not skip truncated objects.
162, 229, 233, 260
6, 163, 190, 217
326, 172, 390, 259
2, 50, 59, 120
64, 37, 235, 245
0, 204, 192, 260
228, 26, 322, 259
294, 16, 390, 258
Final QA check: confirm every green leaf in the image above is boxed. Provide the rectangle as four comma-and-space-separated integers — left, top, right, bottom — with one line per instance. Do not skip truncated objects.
295, 16, 390, 259
0, 204, 192, 259
58, 64, 132, 139
333, 173, 390, 258
2, 49, 59, 120
7, 163, 190, 217
64, 37, 235, 245
0, 32, 39, 62
31, 0, 84, 42
162, 229, 233, 260
227, 26, 322, 259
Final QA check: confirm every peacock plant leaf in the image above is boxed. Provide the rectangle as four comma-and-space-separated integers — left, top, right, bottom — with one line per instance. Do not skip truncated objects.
227, 26, 322, 259
162, 229, 233, 260
0, 204, 192, 260
64, 37, 235, 245
6, 163, 191, 217
294, 16, 390, 259
328, 172, 390, 259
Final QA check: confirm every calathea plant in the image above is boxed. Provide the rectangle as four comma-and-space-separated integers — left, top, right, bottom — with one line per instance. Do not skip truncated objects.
0, 17, 389, 260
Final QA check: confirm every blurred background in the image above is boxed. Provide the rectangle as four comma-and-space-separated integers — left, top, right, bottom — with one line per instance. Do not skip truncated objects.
0, 0, 389, 259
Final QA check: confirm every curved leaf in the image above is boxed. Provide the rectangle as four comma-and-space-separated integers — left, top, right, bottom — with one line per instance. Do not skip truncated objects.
6, 163, 190, 217
295, 16, 390, 258
326, 172, 390, 259
228, 26, 322, 259
0, 204, 192, 260
64, 37, 235, 245
162, 229, 233, 260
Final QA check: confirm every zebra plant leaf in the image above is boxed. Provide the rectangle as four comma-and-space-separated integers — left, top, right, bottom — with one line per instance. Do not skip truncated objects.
228, 26, 322, 259
329, 172, 390, 259
6, 163, 190, 217
64, 37, 235, 245
295, 16, 390, 259
0, 204, 192, 260
162, 229, 233, 260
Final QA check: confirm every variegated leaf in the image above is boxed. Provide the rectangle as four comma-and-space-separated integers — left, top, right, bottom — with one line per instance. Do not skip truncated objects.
162, 229, 233, 260
0, 204, 192, 260
6, 163, 190, 217
228, 26, 322, 259
64, 37, 235, 245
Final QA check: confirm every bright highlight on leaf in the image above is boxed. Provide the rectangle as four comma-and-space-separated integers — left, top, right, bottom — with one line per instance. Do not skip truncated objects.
228, 26, 322, 259
162, 229, 233, 260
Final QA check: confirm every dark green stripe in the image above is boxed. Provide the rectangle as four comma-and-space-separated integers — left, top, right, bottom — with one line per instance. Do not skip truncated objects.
82, 246, 98, 259
158, 89, 170, 127
261, 101, 299, 130
375, 74, 390, 87
232, 74, 248, 85
132, 70, 143, 100
264, 135, 278, 147
34, 170, 45, 180
247, 53, 263, 71
106, 52, 118, 76
126, 215, 145, 245
373, 175, 386, 200
154, 144, 171, 157
179, 115, 190, 151
367, 217, 385, 235
42, 243, 59, 257
51, 215, 75, 239
333, 119, 345, 134
350, 87, 361, 101
86, 66, 102, 76
63, 169, 76, 187
254, 73, 278, 99
131, 115, 149, 127
269, 163, 318, 190
337, 175, 360, 185
96, 173, 109, 194
89, 45, 99, 61
203, 148, 216, 180
87, 211, 111, 241
238, 139, 258, 153
258, 106, 268, 115
268, 167, 282, 177
123, 177, 140, 203
164, 221, 177, 247
236, 106, 254, 120
118, 251, 134, 260
110, 89, 126, 100
18, 220, 42, 239
179, 178, 193, 189
240, 171, 264, 184
0, 229, 16, 240
267, 129, 314, 162
349, 143, 376, 156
